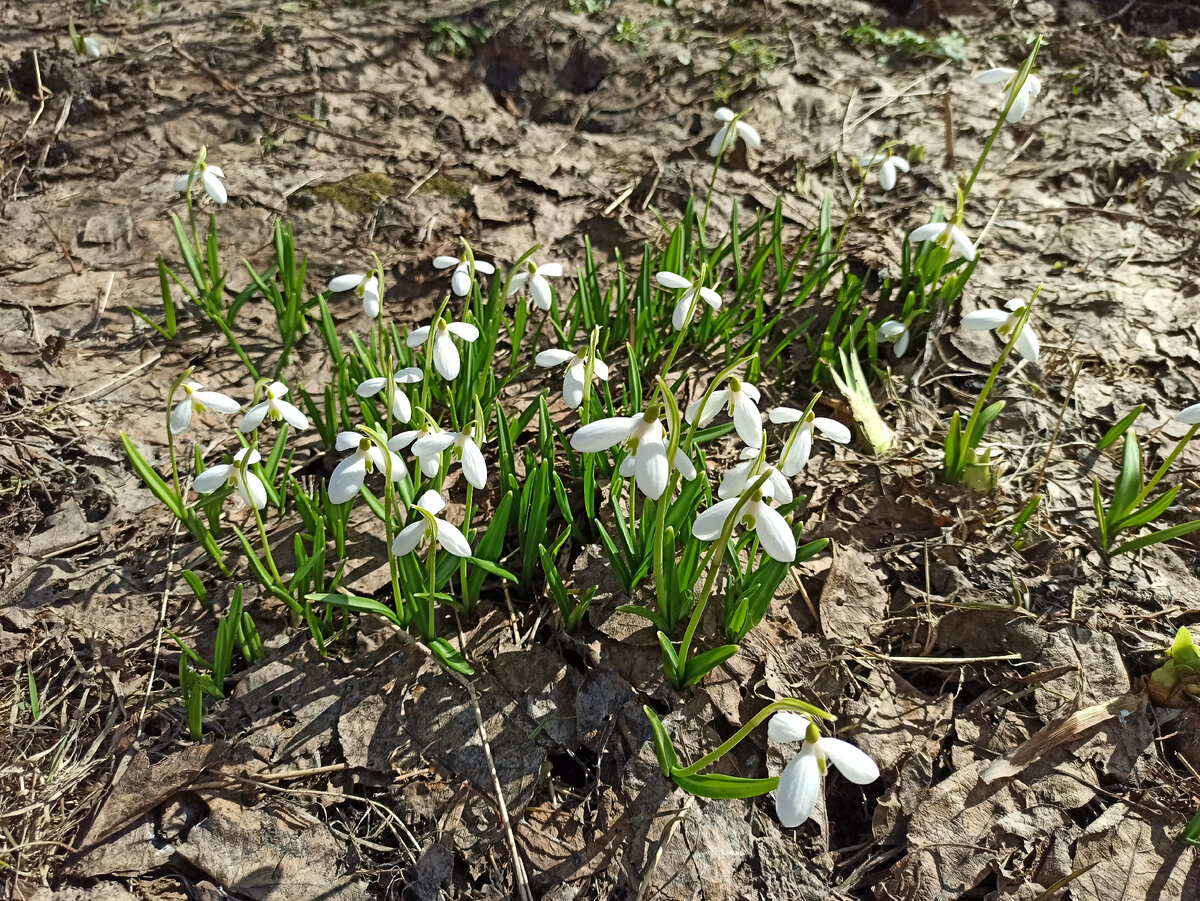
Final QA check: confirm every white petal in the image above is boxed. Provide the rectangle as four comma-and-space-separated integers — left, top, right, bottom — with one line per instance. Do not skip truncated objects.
619, 454, 636, 478
328, 455, 366, 504
813, 417, 851, 444
655, 271, 692, 290
432, 255, 459, 269
461, 440, 487, 489
539, 262, 563, 277
891, 157, 910, 173
275, 400, 310, 430
416, 489, 445, 514
634, 441, 669, 500
910, 222, 948, 244
433, 333, 461, 380
391, 521, 425, 556
329, 273, 364, 292
420, 454, 440, 478
395, 367, 423, 385
562, 369, 584, 409
535, 348, 574, 368
435, 518, 472, 557
356, 377, 387, 398
169, 399, 193, 435
740, 383, 761, 402
1015, 325, 1040, 364
193, 391, 241, 414
768, 468, 793, 504
240, 471, 268, 510
412, 432, 456, 456
673, 449, 697, 480
894, 328, 910, 357
571, 417, 636, 452
238, 403, 269, 432
1003, 297, 1028, 312
950, 226, 977, 261
592, 359, 610, 381
388, 431, 418, 452
206, 166, 225, 179
698, 287, 723, 310
267, 381, 289, 398
362, 293, 380, 319
672, 296, 694, 331
446, 322, 480, 342
391, 390, 412, 423
736, 121, 761, 148
385, 451, 407, 480
975, 67, 1016, 85
718, 461, 752, 499
531, 274, 553, 311
818, 738, 880, 785
84, 37, 101, 57
714, 107, 735, 122
472, 260, 495, 275
173, 174, 190, 192
961, 310, 1010, 331
775, 747, 821, 828
202, 169, 228, 204
407, 325, 431, 347
878, 159, 897, 191
755, 502, 796, 563
1175, 402, 1200, 425
708, 124, 731, 157
768, 711, 812, 743
1026, 74, 1042, 97
733, 394, 763, 447
507, 272, 528, 296
692, 498, 739, 540
193, 464, 232, 494
1005, 87, 1031, 124
781, 428, 812, 477
451, 268, 470, 297
335, 431, 361, 451
769, 406, 802, 424
877, 321, 906, 339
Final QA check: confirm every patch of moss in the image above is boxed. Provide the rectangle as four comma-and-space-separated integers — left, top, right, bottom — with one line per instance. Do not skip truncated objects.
416, 174, 471, 201
310, 172, 394, 214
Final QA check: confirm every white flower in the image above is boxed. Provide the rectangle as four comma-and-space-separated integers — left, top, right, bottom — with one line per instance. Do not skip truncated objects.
508, 260, 563, 311
170, 380, 241, 435
432, 254, 495, 298
328, 272, 381, 319
1177, 402, 1200, 425
867, 152, 910, 191
719, 447, 793, 505
685, 376, 763, 447
406, 318, 479, 381
770, 407, 852, 477
768, 712, 879, 828
909, 218, 976, 262
877, 320, 910, 357
535, 345, 610, 409
389, 420, 444, 478
239, 381, 309, 432
173, 160, 227, 204
355, 368, 423, 422
709, 107, 761, 157
328, 431, 406, 504
961, 297, 1040, 364
693, 477, 796, 563
391, 490, 472, 557
975, 68, 1042, 124
412, 424, 487, 490
571, 407, 697, 500
193, 448, 267, 510
83, 37, 101, 58
655, 270, 723, 330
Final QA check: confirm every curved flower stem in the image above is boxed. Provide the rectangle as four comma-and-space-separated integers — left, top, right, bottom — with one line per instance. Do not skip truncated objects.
165, 368, 193, 502
251, 491, 285, 590
424, 544, 438, 640
701, 152, 726, 237
833, 163, 868, 260
1134, 423, 1200, 507
674, 697, 834, 777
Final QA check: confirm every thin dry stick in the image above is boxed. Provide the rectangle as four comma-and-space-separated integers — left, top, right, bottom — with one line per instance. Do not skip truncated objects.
137, 516, 182, 737
633, 797, 693, 901
36, 212, 80, 276
20, 50, 47, 140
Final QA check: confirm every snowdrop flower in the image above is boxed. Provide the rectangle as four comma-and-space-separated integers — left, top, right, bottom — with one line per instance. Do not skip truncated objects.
389, 419, 444, 478
961, 297, 1040, 364
571, 405, 697, 500
877, 320, 910, 357
709, 107, 761, 157
328, 272, 381, 319
869, 153, 910, 191
656, 270, 723, 330
535, 345, 610, 409
173, 157, 227, 204
685, 376, 763, 447
975, 68, 1042, 124
719, 447, 792, 505
239, 381, 309, 432
83, 37, 101, 58
768, 712, 879, 828
693, 476, 796, 562
412, 424, 487, 490
170, 380, 241, 435
1177, 403, 1200, 425
193, 448, 267, 510
391, 490, 472, 557
508, 260, 563, 311
909, 217, 976, 262
770, 407, 852, 477
407, 317, 479, 381
433, 254, 495, 298
355, 368, 423, 422
328, 431, 406, 504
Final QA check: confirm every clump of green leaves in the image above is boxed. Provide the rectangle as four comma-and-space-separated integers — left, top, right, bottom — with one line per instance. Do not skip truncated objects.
426, 19, 488, 58
847, 22, 966, 64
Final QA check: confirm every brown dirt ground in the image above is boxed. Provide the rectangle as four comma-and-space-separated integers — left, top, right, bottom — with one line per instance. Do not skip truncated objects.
3, 0, 1200, 899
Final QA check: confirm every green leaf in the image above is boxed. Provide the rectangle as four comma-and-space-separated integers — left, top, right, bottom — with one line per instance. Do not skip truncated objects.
1111, 519, 1200, 557
1092, 477, 1109, 553
308, 592, 403, 625
1097, 406, 1144, 450
429, 637, 474, 675
643, 706, 679, 774
681, 644, 740, 687
1109, 485, 1179, 533
1109, 430, 1143, 523
180, 570, 207, 604
670, 771, 779, 800
616, 604, 670, 633
120, 433, 184, 518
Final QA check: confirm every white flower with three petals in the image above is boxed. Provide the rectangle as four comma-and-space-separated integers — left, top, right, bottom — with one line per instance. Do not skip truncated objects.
768, 712, 880, 828
961, 298, 1040, 364
391, 490, 472, 558
693, 475, 796, 563
508, 260, 563, 311
571, 407, 697, 501
709, 107, 761, 157
328, 431, 407, 504
719, 447, 793, 505
656, 270, 723, 331
1177, 403, 1200, 425
407, 318, 479, 381
355, 368, 423, 423
412, 424, 487, 490
867, 152, 910, 191
685, 376, 763, 447
174, 159, 228, 204
389, 419, 444, 478
535, 345, 610, 409
877, 320, 910, 357
909, 217, 976, 262
975, 67, 1042, 124
170, 380, 241, 435
433, 254, 495, 298
770, 407, 852, 477
239, 381, 309, 432
83, 37, 101, 58
193, 448, 267, 510
328, 272, 382, 319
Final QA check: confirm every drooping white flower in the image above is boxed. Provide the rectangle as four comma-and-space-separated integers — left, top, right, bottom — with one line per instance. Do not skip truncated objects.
391, 490, 472, 557
173, 160, 227, 204
909, 218, 976, 262
389, 419, 444, 478
768, 712, 879, 828
355, 368, 423, 422
655, 270, 723, 330
770, 407, 852, 477
685, 376, 763, 447
709, 107, 761, 157
170, 380, 241, 435
877, 320, 910, 357
328, 272, 381, 319
432, 254, 495, 298
869, 153, 910, 191
961, 297, 1040, 364
239, 381, 309, 432
975, 68, 1042, 124
328, 430, 406, 504
571, 406, 697, 500
535, 345, 610, 409
193, 448, 267, 510
407, 318, 479, 381
693, 477, 796, 562
412, 424, 487, 490
83, 37, 101, 58
508, 260, 563, 311
1177, 402, 1200, 425
719, 447, 793, 505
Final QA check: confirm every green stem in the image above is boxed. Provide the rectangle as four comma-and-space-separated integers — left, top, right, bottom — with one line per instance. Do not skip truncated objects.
833, 164, 867, 260
424, 544, 438, 640
251, 497, 286, 590
1134, 422, 1200, 508
676, 699, 812, 776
